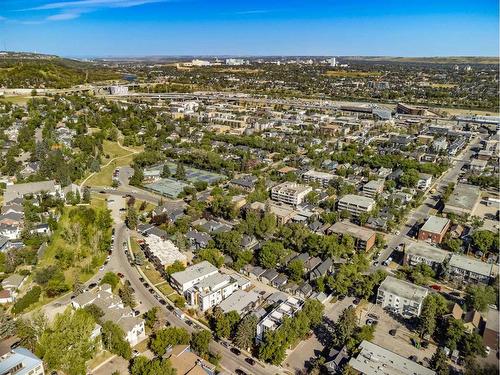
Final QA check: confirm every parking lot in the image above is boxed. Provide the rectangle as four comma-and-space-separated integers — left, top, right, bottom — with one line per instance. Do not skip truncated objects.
361, 303, 437, 365
473, 200, 500, 232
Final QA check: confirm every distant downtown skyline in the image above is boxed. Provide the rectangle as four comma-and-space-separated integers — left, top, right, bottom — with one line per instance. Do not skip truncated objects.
0, 0, 498, 57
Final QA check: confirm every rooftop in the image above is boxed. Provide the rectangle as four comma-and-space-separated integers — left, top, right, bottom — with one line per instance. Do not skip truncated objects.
379, 276, 428, 304
420, 216, 450, 234
144, 235, 187, 266
339, 194, 375, 207
444, 184, 481, 213
0, 347, 43, 375
329, 221, 375, 241
405, 241, 450, 263
449, 254, 494, 277
171, 261, 219, 286
349, 340, 436, 375
4, 180, 58, 203
218, 289, 260, 314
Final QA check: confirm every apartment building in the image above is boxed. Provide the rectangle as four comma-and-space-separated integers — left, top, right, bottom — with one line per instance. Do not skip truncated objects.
256, 296, 303, 344
302, 170, 336, 187
271, 182, 312, 206
448, 254, 495, 284
418, 216, 451, 244
377, 276, 428, 317
337, 194, 375, 218
327, 221, 376, 252
170, 261, 219, 293
185, 273, 239, 312
404, 242, 449, 270
417, 173, 432, 190
0, 347, 45, 375
362, 179, 384, 198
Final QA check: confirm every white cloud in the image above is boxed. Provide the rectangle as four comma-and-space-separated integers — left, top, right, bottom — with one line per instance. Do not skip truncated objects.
28, 0, 167, 11
46, 12, 81, 21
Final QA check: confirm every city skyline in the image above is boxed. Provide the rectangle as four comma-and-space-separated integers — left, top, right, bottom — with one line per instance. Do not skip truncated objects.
0, 0, 498, 57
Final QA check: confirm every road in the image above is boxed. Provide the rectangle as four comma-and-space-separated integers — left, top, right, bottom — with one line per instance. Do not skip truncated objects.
375, 135, 482, 266
103, 196, 282, 375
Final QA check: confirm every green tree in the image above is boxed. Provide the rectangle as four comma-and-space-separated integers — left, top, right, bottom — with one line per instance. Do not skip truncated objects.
332, 307, 357, 347
119, 283, 136, 308
83, 304, 105, 323
287, 259, 305, 282
472, 230, 496, 253
175, 162, 186, 180
36, 308, 98, 375
462, 332, 486, 357
166, 260, 186, 276
259, 241, 286, 269
190, 330, 212, 357
100, 272, 120, 289
196, 248, 224, 268
126, 207, 138, 230
161, 164, 171, 178
234, 314, 258, 351
418, 294, 449, 338
430, 349, 449, 375
144, 307, 159, 329
130, 356, 176, 375
101, 321, 132, 359
400, 168, 420, 187
149, 327, 190, 356
464, 285, 497, 312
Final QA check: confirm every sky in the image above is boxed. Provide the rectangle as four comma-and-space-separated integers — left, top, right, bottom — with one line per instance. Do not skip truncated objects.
0, 0, 498, 57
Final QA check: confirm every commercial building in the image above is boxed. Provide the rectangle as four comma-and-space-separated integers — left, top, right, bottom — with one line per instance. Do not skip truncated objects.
217, 289, 260, 315
271, 182, 312, 206
348, 340, 435, 375
448, 254, 495, 284
418, 216, 451, 244
443, 184, 481, 216
327, 221, 376, 252
256, 296, 303, 344
184, 272, 239, 312
404, 242, 449, 270
0, 347, 45, 375
362, 180, 384, 198
302, 170, 336, 187
170, 261, 219, 293
108, 85, 128, 95
337, 194, 375, 218
377, 276, 428, 317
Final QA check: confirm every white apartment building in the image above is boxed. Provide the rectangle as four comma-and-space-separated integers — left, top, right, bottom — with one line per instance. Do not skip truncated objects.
417, 173, 433, 190
377, 276, 428, 317
362, 180, 384, 198
302, 170, 336, 187
0, 348, 45, 375
185, 273, 239, 312
271, 182, 312, 206
256, 296, 303, 343
170, 261, 219, 293
337, 194, 375, 217
404, 242, 449, 270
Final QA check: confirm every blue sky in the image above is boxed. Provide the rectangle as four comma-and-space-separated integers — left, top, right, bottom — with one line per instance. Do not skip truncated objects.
0, 0, 498, 57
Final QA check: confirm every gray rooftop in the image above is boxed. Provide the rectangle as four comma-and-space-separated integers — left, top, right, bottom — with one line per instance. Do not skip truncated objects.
329, 221, 376, 241
405, 242, 450, 263
4, 180, 58, 203
378, 276, 428, 304
218, 289, 260, 314
349, 340, 436, 375
444, 183, 481, 214
171, 261, 218, 285
449, 254, 494, 277
339, 194, 375, 207
420, 216, 450, 234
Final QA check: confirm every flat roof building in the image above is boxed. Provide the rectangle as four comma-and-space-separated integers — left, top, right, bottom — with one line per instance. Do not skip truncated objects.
143, 236, 187, 270
448, 254, 494, 284
302, 170, 336, 187
337, 194, 375, 218
377, 276, 428, 317
348, 340, 435, 375
418, 216, 451, 244
404, 241, 450, 269
0, 347, 45, 375
218, 289, 260, 315
271, 182, 312, 206
363, 180, 384, 198
171, 261, 219, 293
256, 296, 303, 344
328, 221, 376, 252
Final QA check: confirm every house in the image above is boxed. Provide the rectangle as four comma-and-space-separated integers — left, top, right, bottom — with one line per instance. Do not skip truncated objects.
1, 274, 26, 292
260, 269, 279, 285
271, 274, 289, 289
404, 241, 449, 270
152, 202, 186, 223
324, 346, 349, 374
0, 347, 45, 375
377, 276, 428, 317
418, 216, 451, 244
417, 173, 433, 190
463, 310, 483, 334
448, 254, 494, 284
0, 289, 14, 304
469, 159, 488, 171
337, 194, 375, 218
348, 340, 435, 375
217, 289, 260, 315
0, 223, 21, 240
328, 221, 376, 252
310, 258, 333, 281
229, 175, 258, 192
72, 284, 146, 345
303, 256, 322, 273
170, 261, 219, 293
297, 282, 313, 298
185, 230, 212, 250
166, 345, 216, 375
271, 182, 312, 206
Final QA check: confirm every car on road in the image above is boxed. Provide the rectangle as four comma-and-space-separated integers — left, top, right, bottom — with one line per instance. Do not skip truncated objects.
389, 329, 397, 336
159, 299, 167, 305
245, 358, 256, 366
367, 313, 379, 319
166, 305, 174, 311
235, 370, 247, 375
337, 295, 346, 301
139, 277, 144, 282
230, 347, 241, 356
119, 208, 126, 212
485, 346, 491, 355
373, 261, 379, 266
430, 284, 442, 291
366, 319, 378, 326
133, 310, 140, 316
99, 266, 105, 271
148, 288, 154, 294
88, 283, 97, 289
353, 298, 360, 305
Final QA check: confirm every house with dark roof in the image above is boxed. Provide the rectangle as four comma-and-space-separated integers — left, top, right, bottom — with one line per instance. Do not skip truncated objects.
186, 230, 212, 250
260, 269, 279, 285
310, 258, 333, 281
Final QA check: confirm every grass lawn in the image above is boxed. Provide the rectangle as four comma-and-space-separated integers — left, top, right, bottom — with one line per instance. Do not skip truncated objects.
130, 236, 141, 255
85, 154, 135, 187
134, 199, 155, 213
133, 338, 150, 352
88, 350, 114, 370
0, 95, 32, 105
156, 282, 175, 296
140, 263, 165, 286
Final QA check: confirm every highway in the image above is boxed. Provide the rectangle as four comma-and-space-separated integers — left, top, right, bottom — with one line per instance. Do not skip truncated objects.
375, 135, 483, 266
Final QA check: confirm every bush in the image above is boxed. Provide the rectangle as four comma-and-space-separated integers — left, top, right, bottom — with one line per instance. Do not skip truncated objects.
12, 286, 41, 314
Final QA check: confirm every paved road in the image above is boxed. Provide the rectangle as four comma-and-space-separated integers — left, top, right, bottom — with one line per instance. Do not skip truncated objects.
375, 135, 483, 267
103, 197, 283, 375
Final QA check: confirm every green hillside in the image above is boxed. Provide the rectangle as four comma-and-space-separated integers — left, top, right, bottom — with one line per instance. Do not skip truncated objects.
0, 53, 119, 88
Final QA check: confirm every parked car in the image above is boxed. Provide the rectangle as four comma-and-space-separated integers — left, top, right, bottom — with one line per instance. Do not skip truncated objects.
367, 313, 379, 319
88, 283, 97, 289
159, 299, 167, 305
245, 358, 256, 366
231, 348, 241, 356
430, 284, 442, 291
117, 273, 124, 278
389, 329, 397, 336
366, 319, 378, 326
